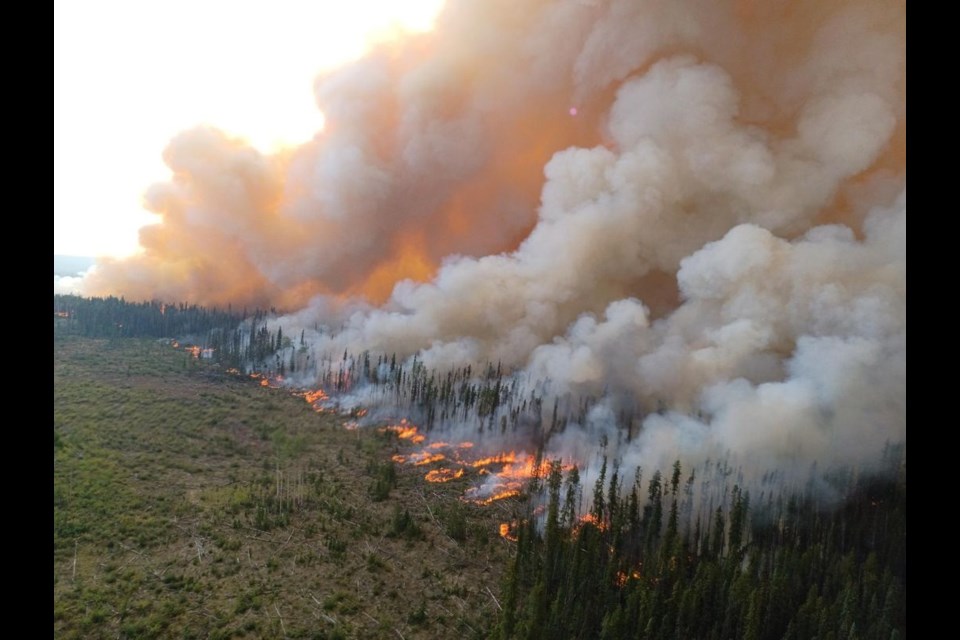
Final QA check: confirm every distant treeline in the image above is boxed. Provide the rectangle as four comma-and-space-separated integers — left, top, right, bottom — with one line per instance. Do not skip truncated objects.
53, 294, 249, 339
498, 454, 906, 640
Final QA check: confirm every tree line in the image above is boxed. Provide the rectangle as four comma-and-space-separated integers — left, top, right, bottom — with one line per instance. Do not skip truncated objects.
54, 294, 249, 339
498, 452, 905, 639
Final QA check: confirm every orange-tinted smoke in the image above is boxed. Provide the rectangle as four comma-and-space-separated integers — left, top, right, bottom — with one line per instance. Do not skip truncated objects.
84, 5, 608, 308
83, 0, 904, 316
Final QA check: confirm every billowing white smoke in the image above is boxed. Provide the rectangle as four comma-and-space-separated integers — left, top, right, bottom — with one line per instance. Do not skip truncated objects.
85, 0, 906, 484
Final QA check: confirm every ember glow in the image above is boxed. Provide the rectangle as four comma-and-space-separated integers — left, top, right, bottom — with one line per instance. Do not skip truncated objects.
615, 569, 643, 588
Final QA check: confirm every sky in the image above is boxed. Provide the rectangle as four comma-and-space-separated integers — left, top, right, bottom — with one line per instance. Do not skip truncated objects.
53, 0, 445, 258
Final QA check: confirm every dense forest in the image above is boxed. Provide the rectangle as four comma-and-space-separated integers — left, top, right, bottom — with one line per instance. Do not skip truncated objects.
54, 294, 249, 339
499, 456, 905, 639
54, 295, 907, 638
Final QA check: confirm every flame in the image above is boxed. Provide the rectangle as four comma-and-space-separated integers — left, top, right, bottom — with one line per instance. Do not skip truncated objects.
248, 372, 284, 388
427, 441, 472, 450
468, 452, 518, 468
498, 522, 518, 541
577, 513, 608, 532
292, 387, 342, 414
392, 451, 446, 466
381, 419, 426, 443
467, 489, 522, 506
615, 569, 643, 588
167, 340, 214, 359
425, 468, 465, 483
303, 389, 329, 404
375, 415, 577, 505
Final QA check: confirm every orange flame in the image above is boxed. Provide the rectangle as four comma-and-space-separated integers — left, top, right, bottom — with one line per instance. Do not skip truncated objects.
498, 522, 518, 541
469, 452, 518, 468
381, 419, 426, 443
578, 513, 608, 532
425, 468, 465, 483
303, 389, 329, 404
379, 416, 577, 505
467, 489, 521, 506
427, 441, 472, 450
393, 451, 447, 466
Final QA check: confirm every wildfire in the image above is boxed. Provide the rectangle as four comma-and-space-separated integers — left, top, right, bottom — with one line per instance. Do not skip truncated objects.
249, 372, 284, 388
498, 522, 518, 542
614, 567, 644, 588
428, 441, 473, 451
468, 452, 518, 468
385, 428, 572, 505
392, 451, 447, 466
577, 513, 608, 532
468, 488, 522, 506
381, 419, 426, 444
303, 389, 328, 404
297, 388, 337, 413
425, 468, 465, 483
167, 340, 214, 359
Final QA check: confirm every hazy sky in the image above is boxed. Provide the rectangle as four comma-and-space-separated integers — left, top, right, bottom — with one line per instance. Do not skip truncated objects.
54, 0, 444, 258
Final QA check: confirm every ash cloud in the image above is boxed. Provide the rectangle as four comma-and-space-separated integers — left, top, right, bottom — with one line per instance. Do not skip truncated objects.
84, 0, 906, 482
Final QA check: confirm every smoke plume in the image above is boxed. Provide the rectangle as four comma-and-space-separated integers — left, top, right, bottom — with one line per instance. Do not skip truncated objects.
84, 0, 906, 481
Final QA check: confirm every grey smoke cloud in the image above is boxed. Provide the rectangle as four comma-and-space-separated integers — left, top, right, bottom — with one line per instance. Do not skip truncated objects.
83, 0, 905, 482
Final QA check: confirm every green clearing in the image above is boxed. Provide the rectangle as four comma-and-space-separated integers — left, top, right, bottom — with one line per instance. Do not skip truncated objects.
54, 335, 512, 639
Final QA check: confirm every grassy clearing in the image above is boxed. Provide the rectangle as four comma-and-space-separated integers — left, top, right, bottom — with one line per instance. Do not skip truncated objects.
54, 334, 513, 639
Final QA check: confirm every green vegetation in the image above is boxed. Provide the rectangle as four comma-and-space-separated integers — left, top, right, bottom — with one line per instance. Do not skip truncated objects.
53, 301, 907, 639
54, 294, 247, 339
54, 334, 510, 639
